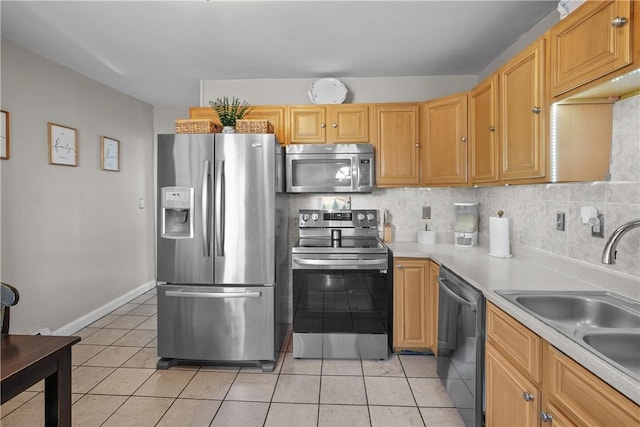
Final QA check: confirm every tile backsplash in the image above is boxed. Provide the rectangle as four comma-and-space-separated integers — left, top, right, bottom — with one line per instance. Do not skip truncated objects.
288, 95, 640, 279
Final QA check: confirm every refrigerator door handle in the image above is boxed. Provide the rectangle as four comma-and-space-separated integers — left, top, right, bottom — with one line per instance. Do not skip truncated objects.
202, 160, 211, 257
165, 290, 261, 299
215, 160, 225, 256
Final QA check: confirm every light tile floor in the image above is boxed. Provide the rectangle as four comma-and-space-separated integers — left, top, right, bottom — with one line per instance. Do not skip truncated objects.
0, 288, 465, 426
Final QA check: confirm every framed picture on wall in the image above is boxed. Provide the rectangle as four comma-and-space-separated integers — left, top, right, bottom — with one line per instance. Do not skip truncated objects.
1, 110, 9, 160
100, 136, 120, 172
48, 122, 77, 166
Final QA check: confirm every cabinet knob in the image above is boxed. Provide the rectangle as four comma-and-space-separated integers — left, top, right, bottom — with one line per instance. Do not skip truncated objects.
415, 143, 421, 148
532, 106, 542, 114
522, 391, 535, 401
611, 17, 628, 27
321, 123, 326, 128
489, 126, 496, 132
332, 123, 337, 128
540, 412, 553, 423
397, 264, 403, 269
461, 136, 467, 143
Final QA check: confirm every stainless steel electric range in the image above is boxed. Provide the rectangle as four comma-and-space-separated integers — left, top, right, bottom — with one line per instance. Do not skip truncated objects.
291, 209, 392, 359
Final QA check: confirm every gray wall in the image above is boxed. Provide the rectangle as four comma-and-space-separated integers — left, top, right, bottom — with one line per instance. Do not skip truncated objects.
1, 40, 156, 334
478, 10, 559, 81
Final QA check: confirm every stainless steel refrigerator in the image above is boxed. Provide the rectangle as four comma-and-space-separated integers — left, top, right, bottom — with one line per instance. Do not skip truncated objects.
156, 133, 288, 372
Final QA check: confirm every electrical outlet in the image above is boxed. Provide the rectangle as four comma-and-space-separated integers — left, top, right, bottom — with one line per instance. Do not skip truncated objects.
422, 206, 431, 219
556, 211, 565, 231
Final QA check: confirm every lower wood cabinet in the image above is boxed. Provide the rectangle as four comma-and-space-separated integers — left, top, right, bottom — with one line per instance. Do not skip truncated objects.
542, 341, 640, 426
486, 302, 640, 427
486, 302, 542, 427
486, 342, 541, 427
393, 258, 438, 352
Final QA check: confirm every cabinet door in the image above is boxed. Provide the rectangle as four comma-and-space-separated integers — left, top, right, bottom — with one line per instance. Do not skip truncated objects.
245, 106, 288, 145
542, 402, 578, 427
393, 258, 430, 350
329, 105, 369, 143
486, 302, 542, 383
543, 342, 640, 426
499, 38, 546, 182
486, 342, 541, 427
470, 74, 500, 184
372, 104, 420, 186
428, 261, 440, 353
189, 106, 221, 124
289, 106, 326, 144
421, 93, 468, 185
551, 0, 633, 97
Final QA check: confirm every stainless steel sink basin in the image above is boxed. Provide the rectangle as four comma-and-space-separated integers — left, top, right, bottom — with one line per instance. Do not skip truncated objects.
496, 290, 640, 380
580, 331, 640, 378
513, 294, 640, 329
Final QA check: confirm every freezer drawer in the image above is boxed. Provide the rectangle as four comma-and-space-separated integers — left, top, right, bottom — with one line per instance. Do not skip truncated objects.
157, 284, 275, 362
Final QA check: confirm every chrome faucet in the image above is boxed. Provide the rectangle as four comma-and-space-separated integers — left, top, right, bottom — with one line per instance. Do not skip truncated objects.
601, 219, 640, 264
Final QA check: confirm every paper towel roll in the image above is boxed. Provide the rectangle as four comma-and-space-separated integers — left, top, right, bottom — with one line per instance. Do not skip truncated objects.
490, 216, 512, 258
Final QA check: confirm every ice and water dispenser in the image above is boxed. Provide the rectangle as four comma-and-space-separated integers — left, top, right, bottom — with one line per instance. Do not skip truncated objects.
161, 187, 194, 239
454, 202, 479, 247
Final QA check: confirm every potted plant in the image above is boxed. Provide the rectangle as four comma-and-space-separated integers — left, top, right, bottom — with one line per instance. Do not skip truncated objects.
209, 97, 252, 133
417, 222, 436, 245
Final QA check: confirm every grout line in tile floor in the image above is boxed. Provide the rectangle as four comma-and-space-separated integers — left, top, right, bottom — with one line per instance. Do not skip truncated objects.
0, 288, 465, 427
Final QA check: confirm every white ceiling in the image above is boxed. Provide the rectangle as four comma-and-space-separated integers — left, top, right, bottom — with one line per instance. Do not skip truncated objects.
1, 1, 558, 107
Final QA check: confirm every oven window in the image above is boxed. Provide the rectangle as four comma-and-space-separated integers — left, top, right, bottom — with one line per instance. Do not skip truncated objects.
291, 159, 352, 188
293, 270, 389, 334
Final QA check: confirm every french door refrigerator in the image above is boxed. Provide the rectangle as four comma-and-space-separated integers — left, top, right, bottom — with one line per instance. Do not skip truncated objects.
156, 133, 288, 371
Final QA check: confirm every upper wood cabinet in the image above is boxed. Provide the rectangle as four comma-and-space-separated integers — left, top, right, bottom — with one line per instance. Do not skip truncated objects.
499, 37, 547, 183
288, 104, 369, 144
189, 106, 287, 144
371, 103, 420, 187
550, 0, 633, 97
469, 74, 500, 185
421, 93, 468, 186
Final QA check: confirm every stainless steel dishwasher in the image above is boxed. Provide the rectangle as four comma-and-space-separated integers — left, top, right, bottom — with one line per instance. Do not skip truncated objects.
436, 265, 485, 427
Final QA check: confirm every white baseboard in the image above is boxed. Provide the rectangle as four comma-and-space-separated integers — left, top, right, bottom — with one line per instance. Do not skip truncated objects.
53, 280, 157, 336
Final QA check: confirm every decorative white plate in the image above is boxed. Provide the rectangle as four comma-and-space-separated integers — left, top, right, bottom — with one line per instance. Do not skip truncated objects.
308, 78, 348, 104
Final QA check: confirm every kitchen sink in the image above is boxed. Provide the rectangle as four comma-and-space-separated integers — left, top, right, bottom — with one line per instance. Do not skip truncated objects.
496, 290, 640, 380
512, 294, 640, 329
580, 331, 640, 378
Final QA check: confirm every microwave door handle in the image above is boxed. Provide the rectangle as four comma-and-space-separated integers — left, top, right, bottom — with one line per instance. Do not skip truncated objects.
352, 154, 359, 190
215, 160, 225, 257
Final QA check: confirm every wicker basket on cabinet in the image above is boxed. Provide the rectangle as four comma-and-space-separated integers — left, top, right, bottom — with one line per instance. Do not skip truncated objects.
235, 119, 273, 134
175, 119, 221, 134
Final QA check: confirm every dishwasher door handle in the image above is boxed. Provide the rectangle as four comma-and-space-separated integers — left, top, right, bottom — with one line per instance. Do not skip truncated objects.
438, 277, 477, 311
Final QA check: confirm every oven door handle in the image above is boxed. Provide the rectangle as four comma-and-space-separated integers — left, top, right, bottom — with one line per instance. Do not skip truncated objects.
438, 277, 477, 311
293, 258, 386, 267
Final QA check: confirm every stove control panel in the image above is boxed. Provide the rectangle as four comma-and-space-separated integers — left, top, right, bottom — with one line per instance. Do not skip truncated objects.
299, 209, 378, 228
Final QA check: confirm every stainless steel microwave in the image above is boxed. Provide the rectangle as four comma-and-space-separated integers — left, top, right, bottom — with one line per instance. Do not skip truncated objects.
285, 144, 374, 193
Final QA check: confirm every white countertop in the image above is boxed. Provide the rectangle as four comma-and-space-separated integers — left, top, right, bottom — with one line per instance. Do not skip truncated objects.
386, 240, 640, 405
